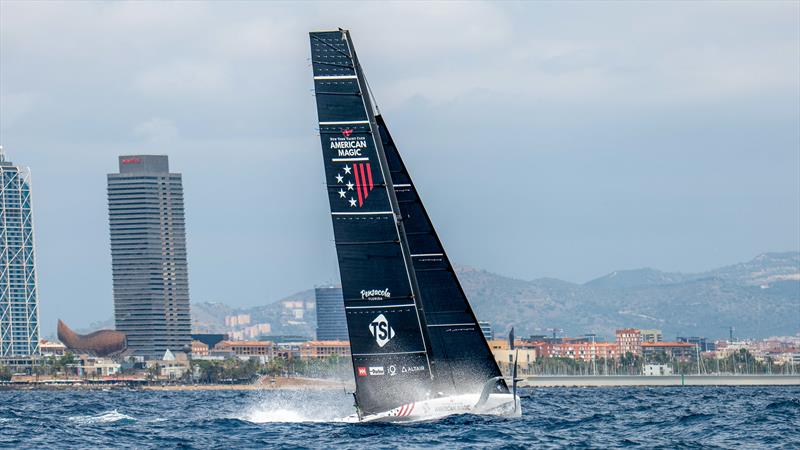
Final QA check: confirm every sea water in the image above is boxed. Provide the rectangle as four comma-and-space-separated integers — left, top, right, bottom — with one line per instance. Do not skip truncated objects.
1, 386, 798, 448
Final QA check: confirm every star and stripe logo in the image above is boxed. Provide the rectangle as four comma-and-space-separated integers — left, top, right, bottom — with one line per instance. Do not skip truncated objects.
334, 162, 374, 207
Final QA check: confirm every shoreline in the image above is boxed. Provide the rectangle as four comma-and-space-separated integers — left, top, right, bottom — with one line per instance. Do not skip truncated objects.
2, 374, 798, 390
521, 374, 800, 387
0, 376, 353, 391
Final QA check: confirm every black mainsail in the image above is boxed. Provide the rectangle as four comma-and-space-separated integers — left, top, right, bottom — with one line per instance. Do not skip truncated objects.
376, 115, 507, 396
310, 29, 507, 416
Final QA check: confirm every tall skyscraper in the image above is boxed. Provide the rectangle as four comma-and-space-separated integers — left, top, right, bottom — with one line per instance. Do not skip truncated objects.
108, 155, 191, 358
0, 147, 40, 357
315, 286, 347, 341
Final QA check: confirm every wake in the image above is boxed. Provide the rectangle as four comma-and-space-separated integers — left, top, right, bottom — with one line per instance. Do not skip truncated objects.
238, 389, 354, 423
68, 410, 136, 425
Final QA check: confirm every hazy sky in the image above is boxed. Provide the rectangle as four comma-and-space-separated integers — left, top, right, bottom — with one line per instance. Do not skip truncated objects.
1, 1, 798, 333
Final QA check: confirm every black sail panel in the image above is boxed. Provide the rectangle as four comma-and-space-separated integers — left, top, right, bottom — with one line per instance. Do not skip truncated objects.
376, 115, 508, 396
310, 30, 435, 414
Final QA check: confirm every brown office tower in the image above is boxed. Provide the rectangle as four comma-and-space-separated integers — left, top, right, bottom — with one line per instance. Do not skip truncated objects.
108, 155, 191, 358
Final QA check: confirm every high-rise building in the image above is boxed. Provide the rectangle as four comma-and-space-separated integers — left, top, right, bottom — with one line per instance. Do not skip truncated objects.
615, 328, 643, 356
478, 321, 493, 341
0, 147, 40, 357
108, 155, 190, 358
314, 287, 347, 340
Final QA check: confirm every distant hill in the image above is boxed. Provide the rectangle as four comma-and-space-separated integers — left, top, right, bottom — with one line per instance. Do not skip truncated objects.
191, 289, 317, 338
461, 252, 799, 340
80, 252, 799, 342
584, 268, 693, 289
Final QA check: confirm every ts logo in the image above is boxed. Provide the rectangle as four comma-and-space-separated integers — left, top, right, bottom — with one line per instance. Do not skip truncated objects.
369, 314, 395, 347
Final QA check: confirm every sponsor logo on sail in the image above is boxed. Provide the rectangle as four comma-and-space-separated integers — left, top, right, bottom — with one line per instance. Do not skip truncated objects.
368, 366, 385, 376
357, 367, 367, 377
402, 365, 426, 374
333, 162, 374, 208
361, 289, 390, 300
330, 137, 367, 157
388, 365, 397, 376
341, 128, 353, 137
369, 314, 395, 348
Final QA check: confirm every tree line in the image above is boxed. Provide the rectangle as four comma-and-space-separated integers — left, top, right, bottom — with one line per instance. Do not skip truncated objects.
506, 349, 796, 376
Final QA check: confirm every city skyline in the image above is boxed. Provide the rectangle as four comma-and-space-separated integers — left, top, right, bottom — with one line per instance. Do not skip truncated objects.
1, 2, 798, 333
0, 147, 794, 339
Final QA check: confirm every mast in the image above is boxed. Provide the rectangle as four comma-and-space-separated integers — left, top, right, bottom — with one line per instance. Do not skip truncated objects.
341, 30, 436, 378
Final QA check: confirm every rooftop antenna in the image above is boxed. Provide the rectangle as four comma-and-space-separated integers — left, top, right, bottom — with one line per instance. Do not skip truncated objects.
0, 145, 5, 162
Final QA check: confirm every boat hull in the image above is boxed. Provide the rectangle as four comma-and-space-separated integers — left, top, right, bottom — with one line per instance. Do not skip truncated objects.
340, 393, 521, 423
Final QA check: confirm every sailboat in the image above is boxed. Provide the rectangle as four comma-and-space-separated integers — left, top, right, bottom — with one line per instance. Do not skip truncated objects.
309, 29, 521, 422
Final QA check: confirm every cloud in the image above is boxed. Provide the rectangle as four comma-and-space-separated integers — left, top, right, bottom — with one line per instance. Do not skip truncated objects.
134, 61, 230, 98
133, 117, 179, 143
0, 91, 43, 126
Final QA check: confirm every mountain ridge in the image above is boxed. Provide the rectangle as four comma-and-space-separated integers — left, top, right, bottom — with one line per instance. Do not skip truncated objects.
78, 252, 799, 341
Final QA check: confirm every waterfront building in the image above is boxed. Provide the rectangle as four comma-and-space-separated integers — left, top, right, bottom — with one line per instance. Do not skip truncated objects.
643, 364, 673, 376
275, 341, 304, 360
640, 329, 663, 343
616, 328, 643, 356
191, 340, 209, 356
0, 148, 40, 357
479, 321, 493, 340
299, 340, 351, 359
487, 338, 538, 374
314, 286, 348, 341
78, 356, 122, 377
146, 349, 190, 379
782, 350, 800, 367
108, 155, 191, 358
677, 336, 715, 352
214, 340, 275, 358
715, 339, 751, 354
544, 341, 619, 362
641, 341, 695, 361
39, 339, 66, 357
